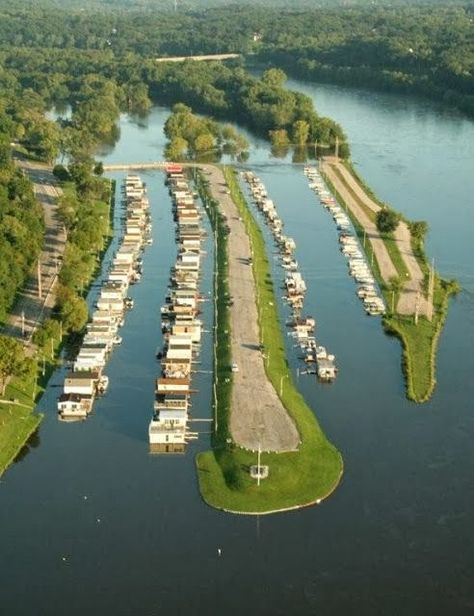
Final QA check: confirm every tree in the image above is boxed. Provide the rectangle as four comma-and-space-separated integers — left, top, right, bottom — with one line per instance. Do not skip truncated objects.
388, 276, 404, 314
292, 120, 310, 145
409, 220, 428, 244
269, 128, 290, 148
0, 335, 29, 395
376, 208, 400, 234
194, 133, 215, 153
165, 136, 188, 161
262, 68, 287, 88
53, 164, 71, 182
93, 161, 104, 176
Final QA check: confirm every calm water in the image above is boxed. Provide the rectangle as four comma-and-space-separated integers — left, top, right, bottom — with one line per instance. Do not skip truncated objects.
1, 83, 474, 616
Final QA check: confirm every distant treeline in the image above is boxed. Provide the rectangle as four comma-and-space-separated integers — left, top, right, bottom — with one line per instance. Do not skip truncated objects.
0, 2, 471, 116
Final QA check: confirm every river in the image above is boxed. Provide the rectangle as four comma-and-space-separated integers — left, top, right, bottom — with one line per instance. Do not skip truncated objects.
1, 81, 473, 616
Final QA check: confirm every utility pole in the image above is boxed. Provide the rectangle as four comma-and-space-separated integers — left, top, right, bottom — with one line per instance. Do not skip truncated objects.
415, 291, 420, 325
427, 258, 435, 322
21, 310, 25, 338
37, 259, 42, 299
335, 136, 339, 159
257, 441, 262, 487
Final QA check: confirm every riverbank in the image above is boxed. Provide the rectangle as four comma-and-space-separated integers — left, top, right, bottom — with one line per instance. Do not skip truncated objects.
196, 165, 343, 514
320, 159, 457, 402
0, 176, 115, 476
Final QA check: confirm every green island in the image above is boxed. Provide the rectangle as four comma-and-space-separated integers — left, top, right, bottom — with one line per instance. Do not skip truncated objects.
320, 160, 459, 403
196, 167, 343, 514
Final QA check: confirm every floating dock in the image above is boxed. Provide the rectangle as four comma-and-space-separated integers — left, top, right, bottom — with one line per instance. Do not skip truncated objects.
57, 175, 152, 420
149, 165, 206, 452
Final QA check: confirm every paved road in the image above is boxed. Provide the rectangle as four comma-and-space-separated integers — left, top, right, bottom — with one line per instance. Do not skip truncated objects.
203, 166, 299, 452
2, 160, 66, 347
322, 158, 431, 317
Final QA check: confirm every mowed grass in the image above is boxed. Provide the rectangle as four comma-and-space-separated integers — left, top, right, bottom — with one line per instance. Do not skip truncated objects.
384, 277, 457, 402
196, 167, 343, 514
0, 370, 44, 476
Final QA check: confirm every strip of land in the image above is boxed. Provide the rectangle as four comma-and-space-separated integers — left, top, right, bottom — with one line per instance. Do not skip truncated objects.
321, 157, 431, 317
203, 165, 299, 452
196, 165, 342, 514
156, 53, 239, 63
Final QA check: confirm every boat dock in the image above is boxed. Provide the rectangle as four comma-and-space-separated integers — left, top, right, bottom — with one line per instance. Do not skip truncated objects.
149, 164, 206, 453
304, 165, 386, 317
241, 171, 338, 383
57, 175, 152, 420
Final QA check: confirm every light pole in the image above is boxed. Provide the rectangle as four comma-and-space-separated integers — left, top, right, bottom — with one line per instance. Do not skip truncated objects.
279, 374, 288, 397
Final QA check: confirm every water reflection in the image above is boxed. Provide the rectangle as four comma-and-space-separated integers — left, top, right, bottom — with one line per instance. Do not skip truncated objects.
12, 429, 41, 466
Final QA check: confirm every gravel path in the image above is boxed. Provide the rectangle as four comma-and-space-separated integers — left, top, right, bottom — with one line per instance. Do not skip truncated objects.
3, 161, 65, 347
321, 161, 399, 282
322, 158, 431, 317
203, 166, 299, 452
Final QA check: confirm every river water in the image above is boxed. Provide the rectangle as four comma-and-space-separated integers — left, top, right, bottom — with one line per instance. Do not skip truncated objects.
1, 82, 473, 616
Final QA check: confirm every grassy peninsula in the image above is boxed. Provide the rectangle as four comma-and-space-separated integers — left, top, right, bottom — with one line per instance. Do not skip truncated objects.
196, 167, 342, 514
321, 161, 458, 403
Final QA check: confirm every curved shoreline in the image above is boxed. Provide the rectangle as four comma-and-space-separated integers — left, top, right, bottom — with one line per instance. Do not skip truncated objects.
196, 165, 343, 515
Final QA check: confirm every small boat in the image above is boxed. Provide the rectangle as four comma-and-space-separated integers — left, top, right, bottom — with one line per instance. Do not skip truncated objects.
97, 375, 109, 395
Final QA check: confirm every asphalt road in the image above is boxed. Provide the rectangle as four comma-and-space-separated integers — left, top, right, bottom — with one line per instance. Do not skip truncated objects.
3, 160, 66, 348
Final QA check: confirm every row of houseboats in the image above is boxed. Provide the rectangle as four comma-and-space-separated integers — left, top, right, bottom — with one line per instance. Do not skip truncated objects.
304, 166, 386, 317
148, 165, 204, 452
57, 175, 152, 420
241, 171, 337, 382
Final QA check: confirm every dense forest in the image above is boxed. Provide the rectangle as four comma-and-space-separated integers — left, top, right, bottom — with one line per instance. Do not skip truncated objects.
0, 2, 471, 114
0, 144, 44, 323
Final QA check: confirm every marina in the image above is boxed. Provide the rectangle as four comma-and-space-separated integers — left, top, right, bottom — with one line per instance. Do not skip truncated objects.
57, 175, 152, 420
2, 77, 473, 616
241, 170, 337, 382
304, 165, 386, 317
149, 165, 205, 452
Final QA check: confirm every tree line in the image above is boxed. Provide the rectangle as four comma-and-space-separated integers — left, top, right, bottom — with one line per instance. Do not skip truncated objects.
0, 1, 470, 115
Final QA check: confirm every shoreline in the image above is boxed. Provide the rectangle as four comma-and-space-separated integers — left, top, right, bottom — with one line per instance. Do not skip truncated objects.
0, 176, 115, 477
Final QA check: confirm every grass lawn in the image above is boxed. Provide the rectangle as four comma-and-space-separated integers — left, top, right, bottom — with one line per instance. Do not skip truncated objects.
384, 277, 458, 402
195, 167, 343, 514
0, 369, 45, 476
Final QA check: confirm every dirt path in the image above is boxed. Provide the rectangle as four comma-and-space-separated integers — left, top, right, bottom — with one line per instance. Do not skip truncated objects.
2, 161, 66, 347
203, 165, 299, 452
321, 161, 399, 282
322, 158, 431, 317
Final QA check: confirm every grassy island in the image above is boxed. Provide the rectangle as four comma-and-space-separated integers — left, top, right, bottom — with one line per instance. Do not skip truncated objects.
195, 167, 342, 515
321, 160, 459, 403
